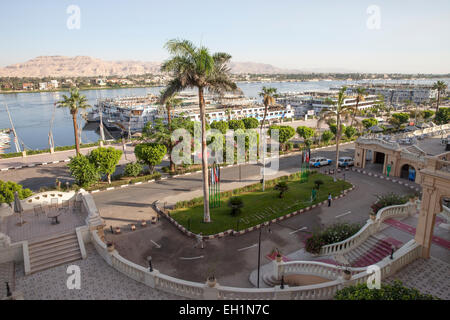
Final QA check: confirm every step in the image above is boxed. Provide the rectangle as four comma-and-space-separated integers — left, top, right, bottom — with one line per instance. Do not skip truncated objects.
29, 238, 79, 255
29, 233, 78, 248
30, 244, 80, 263
30, 251, 82, 272
365, 236, 380, 246
30, 253, 82, 274
263, 274, 281, 287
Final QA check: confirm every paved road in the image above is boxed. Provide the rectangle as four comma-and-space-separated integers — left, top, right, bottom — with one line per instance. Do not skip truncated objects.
0, 143, 355, 191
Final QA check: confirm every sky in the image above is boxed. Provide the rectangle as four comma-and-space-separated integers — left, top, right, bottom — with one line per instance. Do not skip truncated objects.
0, 0, 449, 73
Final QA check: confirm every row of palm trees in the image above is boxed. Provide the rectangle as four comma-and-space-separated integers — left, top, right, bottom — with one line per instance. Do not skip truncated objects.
57, 39, 448, 224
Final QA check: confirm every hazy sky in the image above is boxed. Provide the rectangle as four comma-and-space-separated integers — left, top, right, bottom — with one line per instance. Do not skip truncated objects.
0, 0, 449, 73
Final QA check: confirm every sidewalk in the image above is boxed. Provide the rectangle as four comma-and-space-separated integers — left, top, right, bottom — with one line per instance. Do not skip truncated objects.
0, 144, 136, 170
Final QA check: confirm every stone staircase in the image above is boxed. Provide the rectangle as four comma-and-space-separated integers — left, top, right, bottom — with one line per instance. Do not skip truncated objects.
28, 231, 82, 274
343, 236, 400, 268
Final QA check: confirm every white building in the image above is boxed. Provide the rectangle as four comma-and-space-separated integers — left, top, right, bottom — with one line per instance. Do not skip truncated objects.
39, 82, 48, 90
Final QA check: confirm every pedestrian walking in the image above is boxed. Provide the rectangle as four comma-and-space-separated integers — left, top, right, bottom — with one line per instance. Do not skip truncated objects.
194, 232, 204, 249
328, 193, 332, 207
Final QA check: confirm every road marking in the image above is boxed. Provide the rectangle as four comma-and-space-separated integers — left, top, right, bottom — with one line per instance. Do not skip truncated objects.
237, 244, 258, 251
335, 211, 351, 218
179, 255, 204, 260
289, 227, 307, 235
151, 240, 161, 248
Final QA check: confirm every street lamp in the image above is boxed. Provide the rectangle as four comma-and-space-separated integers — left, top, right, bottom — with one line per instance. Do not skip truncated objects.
5, 282, 11, 297
147, 256, 153, 272
257, 225, 272, 288
390, 245, 396, 260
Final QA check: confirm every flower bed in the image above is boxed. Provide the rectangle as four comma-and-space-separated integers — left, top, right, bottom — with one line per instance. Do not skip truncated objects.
305, 222, 361, 254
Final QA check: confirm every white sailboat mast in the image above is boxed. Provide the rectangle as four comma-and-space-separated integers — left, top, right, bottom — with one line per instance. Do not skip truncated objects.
4, 103, 21, 152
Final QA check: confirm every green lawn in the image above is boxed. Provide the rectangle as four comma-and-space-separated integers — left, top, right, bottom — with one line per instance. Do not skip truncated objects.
170, 173, 352, 235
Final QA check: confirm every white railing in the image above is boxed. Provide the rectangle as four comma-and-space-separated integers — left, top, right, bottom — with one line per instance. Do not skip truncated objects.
90, 227, 421, 300
319, 200, 417, 256
357, 137, 400, 150
279, 261, 366, 280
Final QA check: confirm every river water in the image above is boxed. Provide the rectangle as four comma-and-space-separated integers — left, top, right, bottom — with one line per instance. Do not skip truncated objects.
0, 78, 448, 153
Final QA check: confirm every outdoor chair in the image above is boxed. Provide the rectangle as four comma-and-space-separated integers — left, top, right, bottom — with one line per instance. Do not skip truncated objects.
72, 200, 82, 213
50, 198, 59, 211
33, 205, 45, 217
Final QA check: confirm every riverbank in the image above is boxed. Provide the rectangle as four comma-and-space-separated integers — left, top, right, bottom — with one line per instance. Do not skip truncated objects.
0, 84, 164, 95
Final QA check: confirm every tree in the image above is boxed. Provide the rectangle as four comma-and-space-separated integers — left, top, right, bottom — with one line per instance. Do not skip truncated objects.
228, 119, 245, 131
57, 88, 91, 155
296, 126, 315, 146
269, 125, 295, 150
242, 117, 259, 129
421, 110, 435, 121
318, 87, 353, 177
159, 90, 182, 172
389, 113, 410, 129
344, 126, 357, 139
210, 120, 229, 135
362, 118, 378, 129
67, 155, 100, 188
434, 107, 450, 125
0, 180, 32, 204
89, 147, 123, 184
259, 87, 278, 191
351, 87, 367, 126
160, 39, 238, 223
124, 162, 143, 177
321, 130, 333, 144
432, 80, 448, 112
134, 143, 167, 174
274, 181, 289, 198
143, 116, 192, 173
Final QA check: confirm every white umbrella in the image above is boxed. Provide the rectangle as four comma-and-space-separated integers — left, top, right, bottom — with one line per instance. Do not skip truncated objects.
14, 191, 25, 226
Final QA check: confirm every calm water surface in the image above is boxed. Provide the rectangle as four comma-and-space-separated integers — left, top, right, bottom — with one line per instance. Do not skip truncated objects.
0, 79, 448, 153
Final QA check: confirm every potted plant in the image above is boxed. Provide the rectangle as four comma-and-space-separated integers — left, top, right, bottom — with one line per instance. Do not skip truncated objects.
131, 224, 136, 231
276, 253, 283, 263
207, 275, 217, 288
141, 220, 147, 227
343, 268, 352, 280
370, 210, 377, 221
106, 241, 115, 252
115, 227, 121, 234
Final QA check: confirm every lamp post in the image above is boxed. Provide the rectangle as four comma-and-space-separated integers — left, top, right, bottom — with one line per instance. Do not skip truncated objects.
257, 225, 272, 288
5, 282, 11, 297
390, 245, 395, 260
280, 275, 285, 289
147, 256, 153, 272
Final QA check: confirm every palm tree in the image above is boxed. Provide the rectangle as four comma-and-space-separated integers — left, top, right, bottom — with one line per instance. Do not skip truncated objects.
258, 86, 277, 191
160, 39, 239, 223
57, 88, 91, 155
432, 80, 448, 113
318, 87, 353, 179
160, 90, 182, 172
350, 87, 366, 126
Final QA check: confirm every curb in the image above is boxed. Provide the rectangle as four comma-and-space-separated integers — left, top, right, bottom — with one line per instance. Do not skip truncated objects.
351, 167, 421, 192
153, 183, 356, 240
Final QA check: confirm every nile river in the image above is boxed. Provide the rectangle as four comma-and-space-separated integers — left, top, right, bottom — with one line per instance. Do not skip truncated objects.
0, 79, 448, 153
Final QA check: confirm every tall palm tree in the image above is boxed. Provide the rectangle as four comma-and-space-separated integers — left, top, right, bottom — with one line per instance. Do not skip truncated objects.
318, 87, 353, 179
432, 80, 448, 113
57, 88, 91, 155
350, 87, 366, 126
160, 90, 182, 172
258, 86, 277, 191
160, 39, 239, 223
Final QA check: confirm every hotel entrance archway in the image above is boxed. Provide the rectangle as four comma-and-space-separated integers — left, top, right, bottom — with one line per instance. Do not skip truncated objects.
400, 164, 416, 182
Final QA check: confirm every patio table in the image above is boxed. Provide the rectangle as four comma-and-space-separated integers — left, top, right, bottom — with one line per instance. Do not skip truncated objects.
47, 210, 61, 225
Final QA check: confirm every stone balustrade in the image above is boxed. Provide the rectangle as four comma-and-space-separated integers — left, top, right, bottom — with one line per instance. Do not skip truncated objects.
319, 201, 417, 256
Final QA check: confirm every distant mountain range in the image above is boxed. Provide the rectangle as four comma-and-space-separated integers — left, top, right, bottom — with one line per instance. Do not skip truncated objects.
0, 55, 342, 78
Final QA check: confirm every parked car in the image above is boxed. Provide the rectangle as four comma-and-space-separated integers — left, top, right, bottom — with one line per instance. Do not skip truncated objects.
338, 157, 354, 167
310, 157, 332, 168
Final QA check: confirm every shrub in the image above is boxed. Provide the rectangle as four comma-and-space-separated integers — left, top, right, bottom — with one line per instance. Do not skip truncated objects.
274, 181, 289, 198
0, 180, 33, 204
242, 117, 259, 129
322, 130, 333, 144
434, 107, 449, 125
228, 196, 244, 216
286, 142, 294, 151
305, 223, 361, 254
314, 179, 324, 189
370, 192, 410, 214
134, 143, 167, 174
89, 147, 123, 184
124, 162, 143, 177
362, 118, 378, 129
334, 280, 435, 300
67, 155, 100, 188
210, 120, 229, 135
228, 119, 245, 131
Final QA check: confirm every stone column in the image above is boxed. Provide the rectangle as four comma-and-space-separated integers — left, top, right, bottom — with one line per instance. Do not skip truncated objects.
415, 186, 439, 258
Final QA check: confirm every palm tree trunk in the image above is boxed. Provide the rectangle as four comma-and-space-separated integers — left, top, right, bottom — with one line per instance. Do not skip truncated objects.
436, 91, 441, 113
260, 103, 268, 192
72, 112, 80, 155
199, 87, 211, 223
335, 114, 341, 180
167, 104, 175, 172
